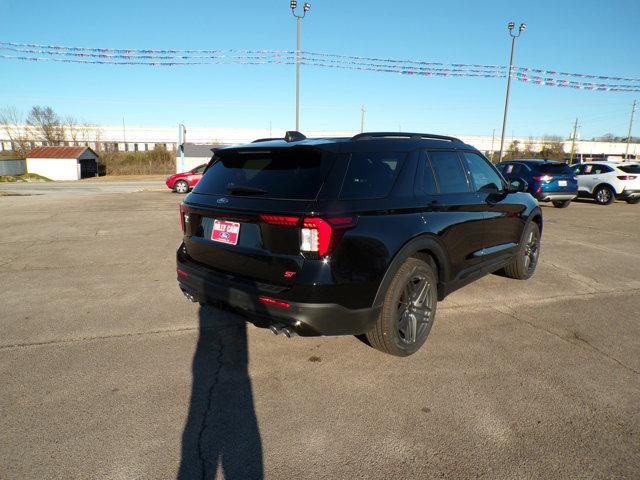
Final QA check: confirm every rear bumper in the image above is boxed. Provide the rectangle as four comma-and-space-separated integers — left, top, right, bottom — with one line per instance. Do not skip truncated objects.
177, 251, 380, 337
619, 189, 640, 199
536, 192, 577, 202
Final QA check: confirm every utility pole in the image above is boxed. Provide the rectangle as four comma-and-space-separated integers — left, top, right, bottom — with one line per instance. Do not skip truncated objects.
122, 117, 126, 144
624, 100, 636, 161
290, 1, 311, 131
569, 118, 579, 164
360, 105, 366, 133
490, 128, 496, 162
178, 124, 186, 173
498, 21, 526, 162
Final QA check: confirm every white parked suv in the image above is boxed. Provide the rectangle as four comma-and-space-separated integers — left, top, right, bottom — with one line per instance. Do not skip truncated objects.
571, 161, 640, 205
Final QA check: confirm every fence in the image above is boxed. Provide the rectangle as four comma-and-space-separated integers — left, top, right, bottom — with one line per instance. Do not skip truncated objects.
0, 159, 26, 176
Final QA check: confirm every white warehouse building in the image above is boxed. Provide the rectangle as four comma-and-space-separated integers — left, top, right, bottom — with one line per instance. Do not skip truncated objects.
2, 124, 638, 163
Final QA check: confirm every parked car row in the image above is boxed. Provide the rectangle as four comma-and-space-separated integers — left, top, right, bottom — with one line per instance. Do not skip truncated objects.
498, 159, 640, 207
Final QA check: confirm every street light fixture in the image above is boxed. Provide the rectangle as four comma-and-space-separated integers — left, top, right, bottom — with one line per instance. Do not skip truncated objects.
498, 21, 526, 162
290, 1, 311, 131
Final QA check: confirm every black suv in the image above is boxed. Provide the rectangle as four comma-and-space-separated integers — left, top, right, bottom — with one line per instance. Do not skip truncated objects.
176, 132, 542, 356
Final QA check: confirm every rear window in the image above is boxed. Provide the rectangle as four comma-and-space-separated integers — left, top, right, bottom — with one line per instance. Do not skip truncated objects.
535, 162, 573, 174
193, 148, 328, 200
618, 164, 640, 174
340, 152, 405, 199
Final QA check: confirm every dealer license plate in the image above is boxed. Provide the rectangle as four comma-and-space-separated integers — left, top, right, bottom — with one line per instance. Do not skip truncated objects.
211, 219, 240, 245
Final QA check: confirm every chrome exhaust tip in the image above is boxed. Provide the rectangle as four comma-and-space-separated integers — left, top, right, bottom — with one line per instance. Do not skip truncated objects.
282, 327, 296, 338
182, 290, 198, 303
269, 325, 282, 335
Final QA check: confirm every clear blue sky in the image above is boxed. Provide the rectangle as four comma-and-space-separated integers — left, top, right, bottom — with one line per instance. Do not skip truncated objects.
1, 0, 638, 139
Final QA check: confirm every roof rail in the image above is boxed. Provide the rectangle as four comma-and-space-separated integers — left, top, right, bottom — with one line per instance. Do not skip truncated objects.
351, 132, 462, 143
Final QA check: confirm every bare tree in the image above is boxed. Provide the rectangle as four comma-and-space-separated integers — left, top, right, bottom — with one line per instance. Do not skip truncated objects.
0, 106, 31, 158
26, 106, 65, 146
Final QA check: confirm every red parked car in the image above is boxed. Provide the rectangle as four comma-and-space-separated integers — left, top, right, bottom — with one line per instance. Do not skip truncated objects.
166, 164, 207, 193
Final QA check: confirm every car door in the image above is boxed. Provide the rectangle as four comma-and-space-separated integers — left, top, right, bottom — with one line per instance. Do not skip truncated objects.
579, 163, 612, 194
461, 151, 525, 268
418, 149, 485, 282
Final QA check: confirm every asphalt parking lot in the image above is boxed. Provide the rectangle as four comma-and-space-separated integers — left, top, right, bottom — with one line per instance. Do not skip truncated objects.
1, 185, 639, 479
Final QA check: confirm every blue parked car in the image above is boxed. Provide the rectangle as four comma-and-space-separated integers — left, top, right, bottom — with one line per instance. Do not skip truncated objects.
496, 159, 579, 208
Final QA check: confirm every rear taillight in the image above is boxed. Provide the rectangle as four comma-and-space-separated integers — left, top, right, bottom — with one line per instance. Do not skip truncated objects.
617, 175, 637, 180
258, 215, 300, 226
533, 175, 553, 182
179, 203, 188, 233
301, 217, 356, 257
259, 214, 357, 257
573, 176, 578, 181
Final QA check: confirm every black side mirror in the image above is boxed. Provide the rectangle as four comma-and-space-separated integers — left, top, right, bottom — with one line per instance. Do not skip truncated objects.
508, 178, 528, 193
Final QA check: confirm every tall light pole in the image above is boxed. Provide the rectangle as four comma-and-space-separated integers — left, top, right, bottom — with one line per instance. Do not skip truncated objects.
290, 1, 311, 131
624, 99, 636, 161
498, 21, 526, 162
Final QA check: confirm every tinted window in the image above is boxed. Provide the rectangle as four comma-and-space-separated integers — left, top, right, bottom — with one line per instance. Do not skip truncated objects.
428, 151, 470, 193
618, 164, 640, 174
193, 148, 327, 200
535, 162, 573, 174
583, 164, 613, 175
417, 155, 438, 195
192, 165, 206, 173
500, 163, 523, 176
340, 152, 404, 199
463, 152, 503, 192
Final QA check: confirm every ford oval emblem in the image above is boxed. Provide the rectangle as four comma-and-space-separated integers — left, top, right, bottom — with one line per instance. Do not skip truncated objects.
217, 197, 229, 204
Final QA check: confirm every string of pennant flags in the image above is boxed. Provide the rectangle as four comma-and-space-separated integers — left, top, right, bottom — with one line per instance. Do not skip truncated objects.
2, 41, 640, 92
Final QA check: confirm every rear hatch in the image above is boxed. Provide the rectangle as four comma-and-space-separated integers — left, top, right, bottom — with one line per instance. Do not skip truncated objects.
534, 162, 577, 192
617, 164, 640, 191
181, 146, 334, 287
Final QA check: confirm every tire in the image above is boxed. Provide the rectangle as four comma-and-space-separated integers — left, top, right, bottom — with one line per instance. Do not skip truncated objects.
366, 257, 438, 357
625, 197, 640, 204
552, 200, 571, 208
502, 222, 541, 280
593, 185, 615, 205
173, 180, 189, 194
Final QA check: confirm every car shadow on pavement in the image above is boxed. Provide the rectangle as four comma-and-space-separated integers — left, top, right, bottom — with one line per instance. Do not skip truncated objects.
178, 304, 263, 480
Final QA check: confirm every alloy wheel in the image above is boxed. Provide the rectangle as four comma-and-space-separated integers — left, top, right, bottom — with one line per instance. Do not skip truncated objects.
396, 272, 434, 344
522, 230, 540, 273
596, 188, 612, 204
175, 181, 189, 193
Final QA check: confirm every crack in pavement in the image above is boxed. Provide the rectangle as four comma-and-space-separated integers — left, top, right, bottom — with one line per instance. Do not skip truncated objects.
492, 304, 640, 376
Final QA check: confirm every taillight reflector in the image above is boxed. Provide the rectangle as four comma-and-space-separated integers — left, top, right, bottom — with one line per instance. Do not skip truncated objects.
177, 268, 189, 279
258, 296, 291, 309
617, 175, 637, 180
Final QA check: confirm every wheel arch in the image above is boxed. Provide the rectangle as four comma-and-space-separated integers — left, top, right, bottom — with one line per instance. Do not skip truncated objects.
593, 182, 618, 195
372, 234, 451, 308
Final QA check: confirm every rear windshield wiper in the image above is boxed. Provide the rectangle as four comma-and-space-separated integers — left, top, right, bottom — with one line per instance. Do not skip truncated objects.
227, 185, 268, 196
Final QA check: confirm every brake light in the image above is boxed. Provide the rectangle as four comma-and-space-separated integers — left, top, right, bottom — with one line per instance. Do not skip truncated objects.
179, 203, 188, 233
533, 175, 553, 182
177, 268, 189, 279
258, 296, 291, 309
301, 216, 357, 257
617, 175, 637, 180
259, 215, 300, 226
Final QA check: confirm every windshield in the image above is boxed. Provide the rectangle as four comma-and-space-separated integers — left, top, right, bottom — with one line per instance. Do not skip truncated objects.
193, 148, 330, 200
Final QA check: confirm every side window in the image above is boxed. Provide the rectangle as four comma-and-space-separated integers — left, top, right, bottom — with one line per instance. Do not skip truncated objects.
193, 165, 206, 174
340, 152, 404, 199
417, 154, 438, 194
591, 164, 613, 175
427, 150, 470, 193
462, 152, 504, 193
571, 164, 583, 175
